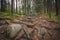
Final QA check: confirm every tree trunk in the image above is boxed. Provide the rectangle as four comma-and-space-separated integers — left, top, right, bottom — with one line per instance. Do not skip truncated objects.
47, 0, 52, 18
16, 0, 17, 13
11, 0, 14, 15
1, 0, 6, 12
43, 0, 47, 13
55, 0, 59, 16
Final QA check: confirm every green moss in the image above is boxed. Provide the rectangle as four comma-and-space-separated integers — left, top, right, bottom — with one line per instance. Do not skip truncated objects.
0, 12, 60, 22
0, 12, 26, 19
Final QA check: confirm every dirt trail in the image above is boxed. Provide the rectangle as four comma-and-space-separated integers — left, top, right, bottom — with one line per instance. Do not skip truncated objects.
0, 16, 60, 40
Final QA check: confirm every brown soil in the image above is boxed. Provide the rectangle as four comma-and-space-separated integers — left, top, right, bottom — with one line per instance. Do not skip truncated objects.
0, 16, 60, 40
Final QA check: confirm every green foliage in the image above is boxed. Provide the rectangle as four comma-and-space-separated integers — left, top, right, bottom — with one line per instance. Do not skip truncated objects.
41, 12, 60, 22
48, 12, 60, 22
0, 12, 26, 19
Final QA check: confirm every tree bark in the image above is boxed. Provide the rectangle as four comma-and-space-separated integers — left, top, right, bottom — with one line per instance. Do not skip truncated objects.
55, 0, 60, 16
16, 0, 17, 13
47, 0, 52, 18
1, 0, 6, 12
11, 0, 14, 14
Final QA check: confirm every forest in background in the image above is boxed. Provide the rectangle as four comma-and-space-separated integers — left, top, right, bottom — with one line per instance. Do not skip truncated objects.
0, 0, 60, 40
0, 0, 60, 22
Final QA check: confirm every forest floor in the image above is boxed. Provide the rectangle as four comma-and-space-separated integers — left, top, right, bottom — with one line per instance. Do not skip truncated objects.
0, 16, 60, 40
